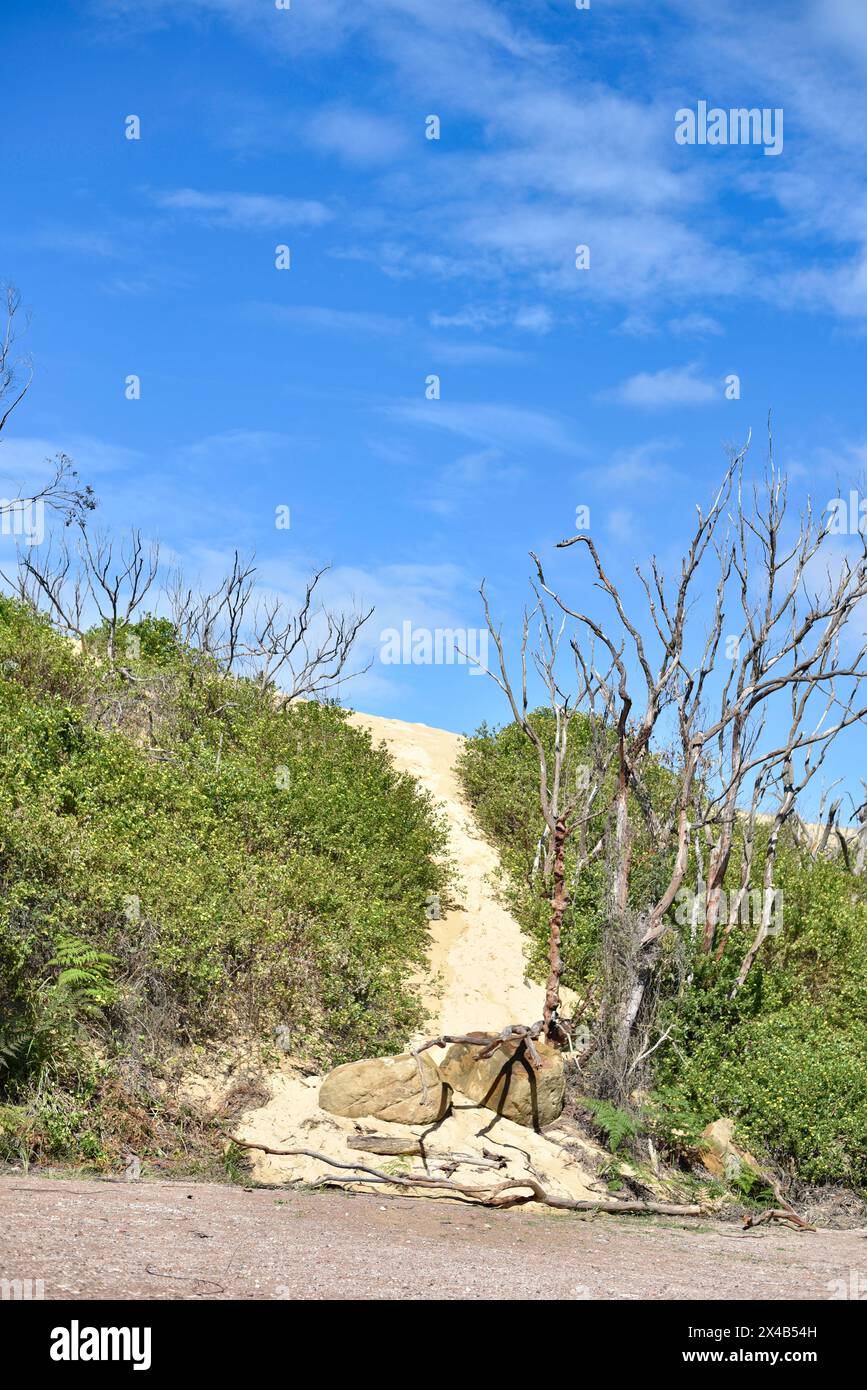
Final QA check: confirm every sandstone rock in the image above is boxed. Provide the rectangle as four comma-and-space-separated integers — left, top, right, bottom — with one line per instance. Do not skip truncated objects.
700, 1118, 761, 1182
319, 1052, 449, 1124
439, 1035, 565, 1129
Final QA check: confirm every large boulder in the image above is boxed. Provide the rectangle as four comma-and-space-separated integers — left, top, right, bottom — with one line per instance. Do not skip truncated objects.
319, 1052, 449, 1125
439, 1035, 565, 1129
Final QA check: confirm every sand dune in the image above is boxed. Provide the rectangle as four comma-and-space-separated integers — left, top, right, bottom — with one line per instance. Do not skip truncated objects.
348, 710, 559, 1037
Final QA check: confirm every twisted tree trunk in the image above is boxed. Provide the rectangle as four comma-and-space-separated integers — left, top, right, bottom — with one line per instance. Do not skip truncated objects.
543, 815, 568, 1041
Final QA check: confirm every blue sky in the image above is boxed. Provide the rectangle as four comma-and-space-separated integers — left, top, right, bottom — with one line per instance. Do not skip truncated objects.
2, 0, 866, 806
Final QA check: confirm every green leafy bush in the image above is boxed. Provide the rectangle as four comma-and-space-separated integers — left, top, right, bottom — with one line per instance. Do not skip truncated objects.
0, 596, 451, 1146
654, 854, 867, 1187
457, 711, 674, 992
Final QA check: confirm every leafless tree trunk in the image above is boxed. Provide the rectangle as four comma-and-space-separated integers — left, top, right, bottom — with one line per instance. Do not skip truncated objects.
0, 285, 95, 525
484, 432, 867, 1088
478, 579, 613, 1041
544, 815, 569, 1034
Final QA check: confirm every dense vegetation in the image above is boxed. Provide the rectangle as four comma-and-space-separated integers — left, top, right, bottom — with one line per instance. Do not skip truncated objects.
0, 597, 449, 1168
458, 712, 867, 1191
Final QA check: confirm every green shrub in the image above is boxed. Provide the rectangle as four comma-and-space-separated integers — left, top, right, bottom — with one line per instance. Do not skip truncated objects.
0, 597, 451, 1130
457, 711, 674, 992
458, 709, 867, 1189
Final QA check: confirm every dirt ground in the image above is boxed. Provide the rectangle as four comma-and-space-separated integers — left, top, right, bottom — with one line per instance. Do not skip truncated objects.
2, 1176, 864, 1301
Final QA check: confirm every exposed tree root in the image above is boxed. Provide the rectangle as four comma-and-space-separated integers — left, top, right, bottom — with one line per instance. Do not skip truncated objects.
409, 1021, 550, 1103
229, 1136, 706, 1216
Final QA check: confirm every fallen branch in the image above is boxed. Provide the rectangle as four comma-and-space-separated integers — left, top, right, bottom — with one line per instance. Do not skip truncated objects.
229, 1136, 704, 1217
743, 1208, 815, 1232
347, 1136, 423, 1157
346, 1136, 506, 1170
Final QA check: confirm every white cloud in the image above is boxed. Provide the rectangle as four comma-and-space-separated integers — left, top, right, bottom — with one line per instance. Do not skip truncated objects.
151, 188, 331, 229
90, 0, 867, 325
514, 305, 553, 334
606, 509, 636, 542
618, 313, 657, 338
422, 447, 521, 516
429, 306, 497, 332
668, 313, 724, 338
31, 227, 125, 259
0, 435, 139, 487
596, 438, 682, 485
177, 429, 296, 463
429, 303, 553, 335
307, 106, 410, 166
603, 364, 719, 408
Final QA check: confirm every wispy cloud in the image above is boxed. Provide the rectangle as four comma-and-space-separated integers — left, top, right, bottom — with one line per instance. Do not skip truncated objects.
668, 313, 724, 338
384, 399, 582, 454
151, 188, 331, 229
90, 0, 867, 324
422, 447, 521, 516
0, 435, 140, 487
261, 304, 409, 336
31, 226, 125, 259
430, 303, 554, 335
177, 430, 296, 463
306, 106, 411, 166
592, 438, 682, 486
429, 341, 525, 366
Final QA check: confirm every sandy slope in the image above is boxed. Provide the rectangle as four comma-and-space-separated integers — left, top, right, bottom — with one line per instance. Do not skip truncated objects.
348, 710, 561, 1036
190, 711, 588, 1191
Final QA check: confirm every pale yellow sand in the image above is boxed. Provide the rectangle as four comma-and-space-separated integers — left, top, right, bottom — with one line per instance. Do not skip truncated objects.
347, 711, 574, 1036
184, 712, 587, 1190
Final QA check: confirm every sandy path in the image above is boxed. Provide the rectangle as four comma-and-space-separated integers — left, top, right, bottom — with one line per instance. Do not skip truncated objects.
1, 1177, 862, 1301
348, 712, 552, 1036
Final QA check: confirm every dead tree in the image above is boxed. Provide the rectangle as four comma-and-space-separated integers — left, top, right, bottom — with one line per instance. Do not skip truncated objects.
11, 526, 158, 666
249, 570, 373, 701
168, 555, 373, 700
477, 579, 616, 1041
489, 434, 867, 1091
11, 534, 373, 705
78, 529, 159, 665
850, 784, 867, 876
167, 550, 254, 670
1, 533, 87, 632
0, 284, 95, 525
